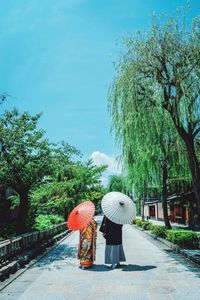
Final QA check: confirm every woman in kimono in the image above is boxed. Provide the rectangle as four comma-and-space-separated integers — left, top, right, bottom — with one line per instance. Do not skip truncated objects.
78, 218, 97, 269
99, 216, 126, 269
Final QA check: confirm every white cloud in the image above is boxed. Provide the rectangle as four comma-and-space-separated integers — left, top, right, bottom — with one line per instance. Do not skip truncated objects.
90, 151, 122, 186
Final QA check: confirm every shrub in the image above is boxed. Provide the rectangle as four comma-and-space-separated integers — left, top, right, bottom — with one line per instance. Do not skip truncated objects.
151, 225, 167, 238
132, 218, 142, 227
132, 218, 140, 225
49, 214, 65, 224
132, 219, 153, 230
33, 214, 64, 230
132, 218, 139, 224
166, 230, 198, 248
141, 221, 152, 231
136, 220, 143, 227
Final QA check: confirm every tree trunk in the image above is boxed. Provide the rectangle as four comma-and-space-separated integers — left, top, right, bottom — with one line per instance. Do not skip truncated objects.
188, 200, 195, 230
141, 198, 145, 221
167, 112, 200, 222
141, 181, 147, 221
184, 137, 200, 220
162, 164, 171, 229
16, 190, 29, 234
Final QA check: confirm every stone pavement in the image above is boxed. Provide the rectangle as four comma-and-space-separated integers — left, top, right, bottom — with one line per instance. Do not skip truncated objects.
0, 220, 200, 300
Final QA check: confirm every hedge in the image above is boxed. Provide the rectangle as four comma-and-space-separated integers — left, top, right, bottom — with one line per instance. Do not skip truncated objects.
133, 219, 199, 249
166, 230, 198, 248
141, 221, 152, 231
151, 225, 167, 238
132, 219, 153, 230
132, 218, 142, 227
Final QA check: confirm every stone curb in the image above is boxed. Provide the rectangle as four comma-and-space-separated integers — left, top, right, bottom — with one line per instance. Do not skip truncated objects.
132, 225, 200, 266
0, 230, 71, 283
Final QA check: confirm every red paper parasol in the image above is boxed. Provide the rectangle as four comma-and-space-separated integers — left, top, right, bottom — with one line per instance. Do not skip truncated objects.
67, 201, 95, 230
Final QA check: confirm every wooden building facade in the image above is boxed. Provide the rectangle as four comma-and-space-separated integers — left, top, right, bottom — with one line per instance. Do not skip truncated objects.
143, 192, 196, 225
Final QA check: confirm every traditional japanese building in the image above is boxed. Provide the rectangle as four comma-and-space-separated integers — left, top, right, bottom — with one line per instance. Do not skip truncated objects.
143, 192, 197, 225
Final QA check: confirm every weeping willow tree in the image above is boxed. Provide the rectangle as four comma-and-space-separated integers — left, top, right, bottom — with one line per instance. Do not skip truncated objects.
109, 7, 200, 225
109, 75, 190, 228
108, 174, 127, 193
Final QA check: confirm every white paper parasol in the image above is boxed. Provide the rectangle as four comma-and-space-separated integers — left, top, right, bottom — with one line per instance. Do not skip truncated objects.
101, 192, 136, 225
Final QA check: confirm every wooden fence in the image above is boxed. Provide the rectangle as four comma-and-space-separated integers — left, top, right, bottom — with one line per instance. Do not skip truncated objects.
0, 222, 68, 267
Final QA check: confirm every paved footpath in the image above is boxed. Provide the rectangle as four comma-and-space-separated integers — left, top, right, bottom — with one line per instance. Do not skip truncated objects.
1, 221, 200, 300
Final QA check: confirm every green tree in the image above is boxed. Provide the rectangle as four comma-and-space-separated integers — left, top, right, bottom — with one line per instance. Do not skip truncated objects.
30, 159, 107, 223
108, 175, 127, 193
0, 109, 53, 233
109, 83, 190, 228
109, 8, 200, 220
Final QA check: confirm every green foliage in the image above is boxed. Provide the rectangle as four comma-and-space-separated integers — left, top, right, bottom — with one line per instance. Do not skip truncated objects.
141, 221, 152, 231
0, 109, 104, 234
108, 8, 195, 200
0, 109, 55, 233
132, 218, 140, 224
30, 159, 107, 225
133, 218, 142, 226
108, 175, 127, 193
33, 214, 64, 230
0, 109, 53, 193
133, 219, 152, 230
135, 199, 141, 216
151, 225, 167, 238
166, 230, 198, 248
0, 108, 107, 235
8, 194, 20, 210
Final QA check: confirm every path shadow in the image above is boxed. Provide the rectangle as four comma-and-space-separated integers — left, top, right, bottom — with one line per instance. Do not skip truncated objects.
121, 264, 157, 272
85, 264, 156, 272
33, 244, 77, 270
82, 264, 112, 272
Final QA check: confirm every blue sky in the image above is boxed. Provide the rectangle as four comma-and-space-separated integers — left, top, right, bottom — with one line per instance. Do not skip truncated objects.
0, 0, 199, 182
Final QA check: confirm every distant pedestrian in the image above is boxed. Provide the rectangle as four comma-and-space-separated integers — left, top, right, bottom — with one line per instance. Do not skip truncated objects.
78, 218, 97, 270
99, 216, 126, 269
